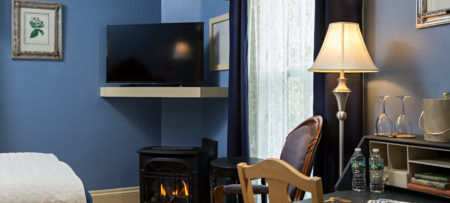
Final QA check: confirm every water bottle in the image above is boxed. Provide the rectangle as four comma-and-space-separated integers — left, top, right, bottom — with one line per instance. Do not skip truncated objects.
369, 148, 384, 193
351, 148, 366, 192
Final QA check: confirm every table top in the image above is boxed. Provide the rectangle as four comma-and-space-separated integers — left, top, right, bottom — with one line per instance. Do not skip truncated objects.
210, 157, 264, 170
294, 189, 449, 203
364, 135, 450, 149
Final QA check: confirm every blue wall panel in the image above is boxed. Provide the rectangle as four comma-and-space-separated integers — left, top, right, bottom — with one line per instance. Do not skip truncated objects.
0, 0, 230, 190
160, 0, 229, 157
202, 0, 230, 87
364, 0, 450, 135
160, 99, 228, 157
0, 0, 162, 190
162, 0, 202, 23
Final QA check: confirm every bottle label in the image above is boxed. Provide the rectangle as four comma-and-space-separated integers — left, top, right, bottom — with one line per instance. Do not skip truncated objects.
352, 161, 366, 170
369, 161, 384, 170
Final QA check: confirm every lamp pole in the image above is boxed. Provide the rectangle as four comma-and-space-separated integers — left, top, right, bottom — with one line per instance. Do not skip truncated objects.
309, 22, 379, 176
333, 70, 351, 176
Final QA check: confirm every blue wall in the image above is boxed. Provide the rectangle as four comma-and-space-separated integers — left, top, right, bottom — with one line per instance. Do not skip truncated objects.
0, 0, 162, 190
364, 0, 450, 134
160, 0, 229, 157
162, 0, 202, 23
0, 0, 229, 190
161, 99, 228, 157
202, 0, 230, 87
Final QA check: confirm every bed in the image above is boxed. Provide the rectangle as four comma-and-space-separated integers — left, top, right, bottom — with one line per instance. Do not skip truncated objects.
0, 152, 92, 203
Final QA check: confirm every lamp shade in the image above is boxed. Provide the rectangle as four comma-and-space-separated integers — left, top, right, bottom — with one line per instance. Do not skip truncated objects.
309, 22, 378, 73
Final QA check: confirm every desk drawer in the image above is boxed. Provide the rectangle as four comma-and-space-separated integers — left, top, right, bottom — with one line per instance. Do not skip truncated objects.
385, 169, 408, 189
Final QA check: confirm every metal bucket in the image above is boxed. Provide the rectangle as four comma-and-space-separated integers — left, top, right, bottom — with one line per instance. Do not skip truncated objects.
419, 92, 450, 142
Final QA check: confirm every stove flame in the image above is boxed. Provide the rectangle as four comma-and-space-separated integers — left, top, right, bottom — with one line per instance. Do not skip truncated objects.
160, 181, 190, 197
181, 180, 189, 196
160, 184, 167, 197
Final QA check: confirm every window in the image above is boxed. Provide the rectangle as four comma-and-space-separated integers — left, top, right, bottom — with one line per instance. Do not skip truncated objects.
248, 0, 315, 159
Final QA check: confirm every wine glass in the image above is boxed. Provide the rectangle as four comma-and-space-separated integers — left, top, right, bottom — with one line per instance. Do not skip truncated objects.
395, 96, 411, 135
376, 96, 394, 137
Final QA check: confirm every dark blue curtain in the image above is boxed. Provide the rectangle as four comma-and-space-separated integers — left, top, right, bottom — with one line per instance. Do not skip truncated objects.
313, 0, 364, 193
227, 0, 249, 157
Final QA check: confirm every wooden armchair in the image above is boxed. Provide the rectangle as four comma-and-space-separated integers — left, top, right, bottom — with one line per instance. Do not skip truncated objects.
213, 116, 323, 202
237, 158, 324, 203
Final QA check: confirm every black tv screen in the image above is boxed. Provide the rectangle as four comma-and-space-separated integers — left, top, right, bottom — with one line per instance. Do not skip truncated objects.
107, 23, 204, 84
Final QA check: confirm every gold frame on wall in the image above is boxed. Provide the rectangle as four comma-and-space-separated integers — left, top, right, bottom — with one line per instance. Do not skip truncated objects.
209, 13, 229, 71
12, 0, 63, 60
416, 0, 450, 28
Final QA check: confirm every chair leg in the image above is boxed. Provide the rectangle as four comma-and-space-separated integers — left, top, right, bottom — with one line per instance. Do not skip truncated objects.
261, 193, 267, 203
261, 178, 267, 203
214, 185, 225, 203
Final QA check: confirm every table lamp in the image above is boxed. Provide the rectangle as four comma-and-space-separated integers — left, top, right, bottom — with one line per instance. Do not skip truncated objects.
309, 22, 378, 176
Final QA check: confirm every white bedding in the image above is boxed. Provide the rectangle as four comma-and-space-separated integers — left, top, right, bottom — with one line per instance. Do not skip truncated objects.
0, 153, 87, 203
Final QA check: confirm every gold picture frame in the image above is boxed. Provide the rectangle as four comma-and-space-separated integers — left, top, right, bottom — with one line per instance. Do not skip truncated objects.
416, 0, 450, 28
209, 13, 229, 71
12, 0, 63, 60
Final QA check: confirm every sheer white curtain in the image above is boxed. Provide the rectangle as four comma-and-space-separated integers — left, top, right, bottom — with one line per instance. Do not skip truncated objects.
248, 0, 315, 159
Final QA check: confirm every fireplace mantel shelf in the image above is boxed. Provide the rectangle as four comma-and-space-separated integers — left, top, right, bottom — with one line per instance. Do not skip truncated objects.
100, 86, 228, 98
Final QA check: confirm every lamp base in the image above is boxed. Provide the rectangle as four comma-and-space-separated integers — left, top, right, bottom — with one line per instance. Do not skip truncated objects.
333, 71, 351, 176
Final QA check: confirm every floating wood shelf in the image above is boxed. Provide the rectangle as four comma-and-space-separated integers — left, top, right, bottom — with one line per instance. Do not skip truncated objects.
100, 87, 228, 98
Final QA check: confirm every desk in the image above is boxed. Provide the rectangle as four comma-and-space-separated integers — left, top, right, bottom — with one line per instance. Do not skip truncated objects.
294, 188, 448, 203
300, 136, 450, 203
335, 135, 450, 191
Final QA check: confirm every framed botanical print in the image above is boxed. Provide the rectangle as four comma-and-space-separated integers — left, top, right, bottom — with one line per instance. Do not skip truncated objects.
12, 0, 62, 60
209, 13, 229, 71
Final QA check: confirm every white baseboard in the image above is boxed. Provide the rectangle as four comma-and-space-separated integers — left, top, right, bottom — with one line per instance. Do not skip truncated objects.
89, 186, 140, 203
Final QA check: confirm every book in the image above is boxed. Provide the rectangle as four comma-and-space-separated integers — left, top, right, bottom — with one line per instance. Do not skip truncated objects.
407, 183, 450, 197
411, 177, 450, 190
414, 172, 450, 183
367, 199, 410, 203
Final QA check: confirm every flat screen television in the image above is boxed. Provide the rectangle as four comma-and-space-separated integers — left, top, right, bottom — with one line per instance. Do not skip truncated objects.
107, 22, 204, 84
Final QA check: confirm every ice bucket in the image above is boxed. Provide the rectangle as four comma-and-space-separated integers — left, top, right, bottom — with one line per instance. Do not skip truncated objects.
419, 92, 450, 142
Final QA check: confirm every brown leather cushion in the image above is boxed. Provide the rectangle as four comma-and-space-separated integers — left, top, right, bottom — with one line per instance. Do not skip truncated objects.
223, 184, 268, 195
280, 123, 317, 200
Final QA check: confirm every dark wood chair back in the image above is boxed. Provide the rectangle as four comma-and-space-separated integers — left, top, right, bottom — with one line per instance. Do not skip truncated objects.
213, 115, 323, 202
280, 115, 323, 201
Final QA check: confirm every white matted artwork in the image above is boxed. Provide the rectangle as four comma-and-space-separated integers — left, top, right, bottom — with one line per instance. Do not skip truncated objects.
209, 13, 229, 71
12, 0, 62, 60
